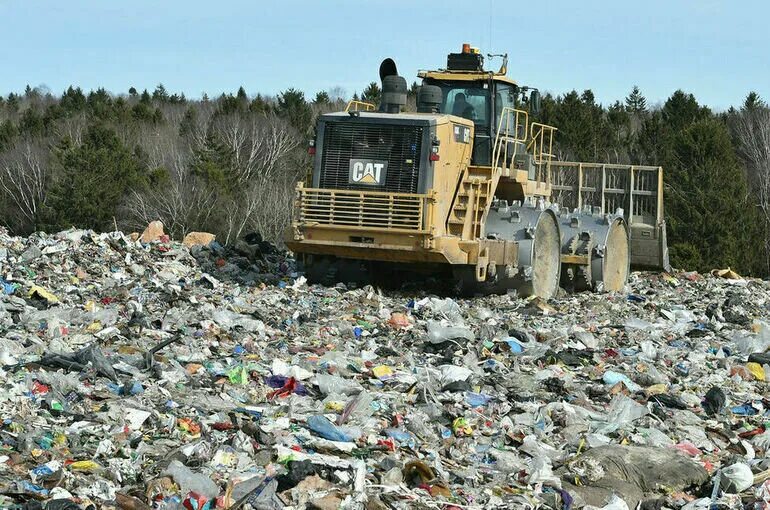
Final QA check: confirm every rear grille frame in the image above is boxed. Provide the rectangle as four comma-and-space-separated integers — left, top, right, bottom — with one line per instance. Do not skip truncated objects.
294, 186, 431, 234
315, 118, 429, 194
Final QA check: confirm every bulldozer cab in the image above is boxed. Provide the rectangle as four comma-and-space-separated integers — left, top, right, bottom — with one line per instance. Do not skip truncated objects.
420, 75, 520, 167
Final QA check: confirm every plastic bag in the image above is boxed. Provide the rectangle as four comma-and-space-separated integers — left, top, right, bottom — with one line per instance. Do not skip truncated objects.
595, 395, 648, 434
307, 415, 355, 442
721, 463, 753, 493
316, 373, 362, 396
427, 320, 474, 344
162, 460, 219, 499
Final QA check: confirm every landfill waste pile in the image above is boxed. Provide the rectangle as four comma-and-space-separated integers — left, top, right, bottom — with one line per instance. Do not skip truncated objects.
4, 224, 770, 510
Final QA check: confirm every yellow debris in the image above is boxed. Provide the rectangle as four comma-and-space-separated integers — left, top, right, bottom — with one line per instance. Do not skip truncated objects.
27, 285, 59, 303
747, 362, 766, 381
372, 365, 394, 379
646, 384, 668, 396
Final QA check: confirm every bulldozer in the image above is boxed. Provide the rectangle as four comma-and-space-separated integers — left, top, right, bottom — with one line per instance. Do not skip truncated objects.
286, 43, 669, 298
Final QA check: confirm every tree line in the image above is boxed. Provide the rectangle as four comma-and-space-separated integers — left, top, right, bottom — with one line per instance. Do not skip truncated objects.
0, 82, 768, 276
0, 85, 335, 245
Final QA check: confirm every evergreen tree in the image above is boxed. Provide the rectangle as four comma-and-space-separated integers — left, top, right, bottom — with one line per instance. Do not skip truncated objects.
743, 91, 766, 111
665, 118, 760, 272
237, 86, 248, 102
18, 108, 45, 137
152, 84, 169, 102
61, 86, 87, 112
662, 90, 709, 131
0, 120, 18, 152
128, 87, 137, 96
6, 93, 19, 113
362, 82, 381, 104
179, 106, 197, 137
44, 124, 146, 231
217, 93, 242, 115
277, 88, 312, 133
249, 94, 271, 114
624, 86, 647, 114
191, 133, 233, 188
313, 91, 331, 105
87, 88, 113, 119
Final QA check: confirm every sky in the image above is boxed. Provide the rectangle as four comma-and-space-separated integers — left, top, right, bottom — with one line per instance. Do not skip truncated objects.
1, 0, 768, 110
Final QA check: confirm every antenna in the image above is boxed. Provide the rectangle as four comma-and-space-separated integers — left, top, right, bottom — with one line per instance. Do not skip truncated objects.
489, 0, 493, 52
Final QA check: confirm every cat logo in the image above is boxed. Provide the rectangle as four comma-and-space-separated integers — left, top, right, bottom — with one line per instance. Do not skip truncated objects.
349, 159, 388, 185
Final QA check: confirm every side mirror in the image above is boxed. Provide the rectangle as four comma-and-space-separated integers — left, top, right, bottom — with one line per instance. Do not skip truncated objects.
530, 90, 541, 115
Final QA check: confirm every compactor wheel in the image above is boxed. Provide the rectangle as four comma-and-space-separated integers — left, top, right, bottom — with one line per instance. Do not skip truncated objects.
518, 209, 561, 299
454, 203, 562, 299
558, 211, 630, 292
593, 219, 630, 292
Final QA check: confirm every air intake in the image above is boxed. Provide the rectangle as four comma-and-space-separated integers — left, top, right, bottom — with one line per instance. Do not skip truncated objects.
417, 85, 442, 113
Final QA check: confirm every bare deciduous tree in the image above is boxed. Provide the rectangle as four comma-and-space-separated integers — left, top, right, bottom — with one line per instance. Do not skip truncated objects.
124, 136, 218, 238
0, 141, 49, 232
212, 112, 301, 187
732, 104, 770, 271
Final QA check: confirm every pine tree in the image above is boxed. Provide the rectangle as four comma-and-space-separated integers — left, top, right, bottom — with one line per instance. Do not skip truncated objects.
44, 124, 146, 231
624, 86, 647, 114
191, 133, 233, 188
743, 91, 766, 111
179, 106, 197, 137
665, 118, 759, 273
313, 91, 331, 105
662, 90, 709, 131
152, 84, 169, 102
277, 88, 312, 133
362, 82, 381, 105
0, 120, 18, 152
61, 86, 87, 112
249, 94, 271, 114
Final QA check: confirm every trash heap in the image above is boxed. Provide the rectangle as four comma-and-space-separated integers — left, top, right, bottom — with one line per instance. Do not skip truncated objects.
2, 225, 770, 509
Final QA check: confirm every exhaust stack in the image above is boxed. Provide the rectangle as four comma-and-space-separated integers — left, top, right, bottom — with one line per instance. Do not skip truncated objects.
379, 58, 407, 113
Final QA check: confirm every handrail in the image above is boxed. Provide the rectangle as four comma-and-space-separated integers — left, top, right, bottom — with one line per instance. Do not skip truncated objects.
492, 107, 529, 171
528, 122, 557, 184
345, 100, 376, 112
528, 123, 556, 164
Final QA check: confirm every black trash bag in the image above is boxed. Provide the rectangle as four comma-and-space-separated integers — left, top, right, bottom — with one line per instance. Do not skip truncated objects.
38, 343, 118, 382
703, 386, 726, 416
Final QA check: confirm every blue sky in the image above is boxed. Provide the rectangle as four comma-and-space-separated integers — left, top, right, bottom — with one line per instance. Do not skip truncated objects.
1, 0, 767, 110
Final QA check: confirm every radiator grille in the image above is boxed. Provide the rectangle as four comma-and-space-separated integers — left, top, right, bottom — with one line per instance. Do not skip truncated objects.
319, 121, 424, 193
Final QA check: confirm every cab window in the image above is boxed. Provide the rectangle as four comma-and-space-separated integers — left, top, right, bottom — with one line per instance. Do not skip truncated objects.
428, 81, 489, 126
495, 83, 518, 133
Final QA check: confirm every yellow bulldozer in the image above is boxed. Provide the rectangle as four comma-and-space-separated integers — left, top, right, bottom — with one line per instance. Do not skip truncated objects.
286, 44, 669, 298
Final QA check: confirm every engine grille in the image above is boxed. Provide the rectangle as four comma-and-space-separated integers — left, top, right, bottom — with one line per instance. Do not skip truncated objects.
319, 121, 424, 193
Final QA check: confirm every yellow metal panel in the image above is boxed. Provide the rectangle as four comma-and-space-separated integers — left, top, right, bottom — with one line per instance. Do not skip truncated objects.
418, 71, 517, 86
